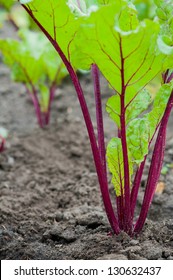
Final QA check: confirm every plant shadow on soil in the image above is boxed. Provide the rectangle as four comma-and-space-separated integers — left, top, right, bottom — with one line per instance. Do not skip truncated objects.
0, 25, 173, 260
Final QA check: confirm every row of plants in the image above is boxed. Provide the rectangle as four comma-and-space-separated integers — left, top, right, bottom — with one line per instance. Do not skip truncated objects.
0, 1, 69, 128
0, 0, 173, 236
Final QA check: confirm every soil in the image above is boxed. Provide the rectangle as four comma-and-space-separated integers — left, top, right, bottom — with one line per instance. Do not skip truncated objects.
0, 24, 173, 260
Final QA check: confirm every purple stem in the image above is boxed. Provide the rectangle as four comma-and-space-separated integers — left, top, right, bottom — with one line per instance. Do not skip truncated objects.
130, 159, 146, 219
120, 39, 132, 233
116, 128, 124, 229
167, 73, 173, 84
25, 86, 44, 128
22, 4, 120, 234
120, 105, 132, 233
130, 117, 167, 222
134, 89, 173, 234
77, 0, 81, 9
162, 70, 169, 83
91, 64, 107, 174
116, 193, 124, 230
0, 136, 5, 153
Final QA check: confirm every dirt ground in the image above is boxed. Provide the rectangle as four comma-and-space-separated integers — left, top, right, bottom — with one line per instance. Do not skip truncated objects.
0, 24, 173, 260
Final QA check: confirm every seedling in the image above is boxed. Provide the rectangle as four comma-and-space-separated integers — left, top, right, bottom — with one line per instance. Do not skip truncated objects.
0, 127, 8, 153
0, 30, 68, 128
0, 136, 5, 152
19, 0, 173, 235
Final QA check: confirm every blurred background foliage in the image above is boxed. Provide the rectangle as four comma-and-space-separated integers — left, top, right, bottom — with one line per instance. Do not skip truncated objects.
132, 0, 156, 20
0, 0, 38, 29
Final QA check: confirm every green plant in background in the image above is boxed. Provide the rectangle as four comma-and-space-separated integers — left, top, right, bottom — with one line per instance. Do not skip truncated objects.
0, 0, 38, 29
0, 127, 8, 153
0, 0, 12, 28
0, 0, 14, 10
132, 0, 156, 20
0, 30, 68, 127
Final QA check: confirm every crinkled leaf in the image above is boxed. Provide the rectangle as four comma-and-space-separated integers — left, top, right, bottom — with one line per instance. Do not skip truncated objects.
127, 118, 149, 164
69, 0, 118, 11
107, 137, 133, 196
154, 0, 173, 69
126, 89, 152, 123
158, 36, 173, 56
67, 0, 88, 16
127, 83, 173, 163
146, 83, 173, 137
132, 0, 156, 20
106, 89, 152, 128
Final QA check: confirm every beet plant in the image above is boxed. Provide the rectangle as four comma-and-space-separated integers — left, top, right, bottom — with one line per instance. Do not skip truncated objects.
0, 127, 8, 153
0, 30, 68, 127
0, 133, 5, 153
19, 0, 173, 235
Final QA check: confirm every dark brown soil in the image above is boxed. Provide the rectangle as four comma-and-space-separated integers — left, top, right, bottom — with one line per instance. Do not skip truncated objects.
0, 24, 173, 260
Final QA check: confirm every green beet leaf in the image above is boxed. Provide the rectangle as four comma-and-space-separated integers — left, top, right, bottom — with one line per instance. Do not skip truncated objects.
107, 137, 133, 196
131, 0, 156, 20
127, 118, 150, 164
154, 0, 173, 69
19, 0, 113, 70
127, 83, 173, 164
0, 33, 45, 85
19, 0, 85, 69
145, 83, 173, 137
106, 88, 152, 128
75, 1, 164, 97
0, 29, 68, 113
0, 0, 14, 10
106, 94, 121, 128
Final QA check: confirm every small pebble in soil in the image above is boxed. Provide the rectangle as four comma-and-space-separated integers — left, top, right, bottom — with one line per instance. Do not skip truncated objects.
141, 241, 162, 260
77, 213, 106, 229
43, 224, 77, 243
7, 156, 15, 166
69, 147, 82, 157
165, 219, 173, 230
129, 239, 139, 246
162, 250, 171, 259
